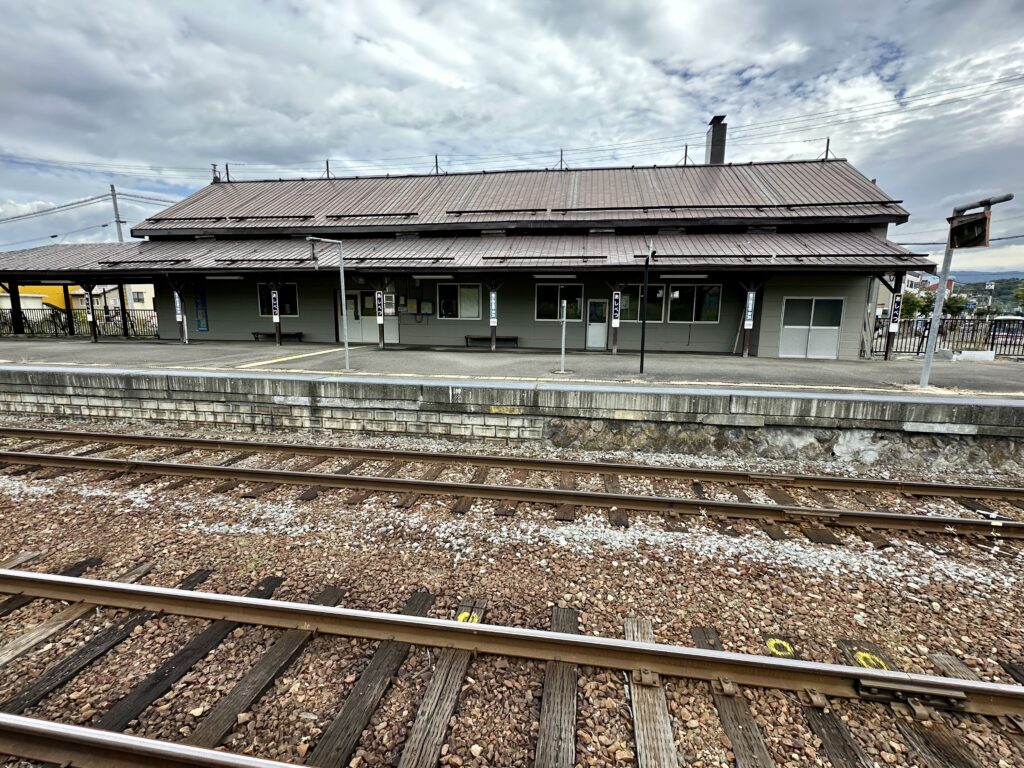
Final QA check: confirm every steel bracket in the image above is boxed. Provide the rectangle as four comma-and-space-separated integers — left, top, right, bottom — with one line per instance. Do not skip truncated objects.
631, 668, 659, 687
713, 678, 739, 696
857, 679, 967, 712
798, 689, 829, 708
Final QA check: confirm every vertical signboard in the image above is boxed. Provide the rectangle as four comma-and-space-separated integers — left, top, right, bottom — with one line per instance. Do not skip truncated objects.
194, 288, 209, 332
489, 291, 498, 327
270, 290, 280, 323
173, 292, 183, 323
86, 294, 95, 323
375, 290, 385, 324
744, 290, 756, 330
889, 293, 902, 333
611, 291, 621, 328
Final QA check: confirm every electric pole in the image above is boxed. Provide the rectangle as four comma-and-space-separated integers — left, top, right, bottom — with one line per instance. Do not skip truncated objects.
109, 184, 124, 242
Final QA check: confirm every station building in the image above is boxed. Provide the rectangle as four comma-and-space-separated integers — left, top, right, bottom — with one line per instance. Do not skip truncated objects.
0, 126, 934, 360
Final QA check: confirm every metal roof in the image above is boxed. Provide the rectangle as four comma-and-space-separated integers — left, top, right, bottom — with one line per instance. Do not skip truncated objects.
132, 160, 909, 236
0, 232, 934, 276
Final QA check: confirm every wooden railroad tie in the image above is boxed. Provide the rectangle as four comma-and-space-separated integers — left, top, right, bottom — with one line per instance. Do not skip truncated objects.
396, 597, 487, 768
535, 607, 579, 768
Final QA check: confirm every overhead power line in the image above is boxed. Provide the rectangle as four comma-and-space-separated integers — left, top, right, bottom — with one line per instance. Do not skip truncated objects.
0, 195, 110, 225
895, 233, 1024, 245
0, 222, 112, 248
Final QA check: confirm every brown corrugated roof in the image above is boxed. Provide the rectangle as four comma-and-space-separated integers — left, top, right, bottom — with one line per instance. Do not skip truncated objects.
132, 160, 908, 236
0, 232, 934, 276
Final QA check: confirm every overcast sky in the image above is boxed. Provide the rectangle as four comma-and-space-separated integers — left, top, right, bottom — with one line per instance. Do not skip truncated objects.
1, 0, 1023, 272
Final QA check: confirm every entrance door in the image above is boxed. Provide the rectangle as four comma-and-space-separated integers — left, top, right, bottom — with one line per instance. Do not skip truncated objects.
357, 291, 398, 344
336, 291, 364, 343
586, 299, 608, 350
779, 298, 844, 358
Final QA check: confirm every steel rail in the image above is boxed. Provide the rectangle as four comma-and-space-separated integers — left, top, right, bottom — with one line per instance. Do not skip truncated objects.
0, 711, 295, 767
0, 449, 1020, 539
0, 570, 1021, 717
1, 425, 1021, 501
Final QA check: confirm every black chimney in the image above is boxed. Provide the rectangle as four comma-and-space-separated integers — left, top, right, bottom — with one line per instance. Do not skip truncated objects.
705, 115, 727, 165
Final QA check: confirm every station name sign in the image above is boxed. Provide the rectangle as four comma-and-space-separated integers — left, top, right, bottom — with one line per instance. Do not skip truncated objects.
270, 290, 280, 323
743, 290, 756, 330
611, 291, 621, 328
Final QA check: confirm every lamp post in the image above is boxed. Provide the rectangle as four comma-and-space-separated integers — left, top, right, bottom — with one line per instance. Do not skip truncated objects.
919, 193, 1013, 387
306, 236, 350, 370
639, 240, 656, 374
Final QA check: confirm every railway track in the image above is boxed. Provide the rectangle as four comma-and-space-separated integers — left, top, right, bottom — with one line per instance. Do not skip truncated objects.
1, 560, 1024, 767
1, 426, 1023, 542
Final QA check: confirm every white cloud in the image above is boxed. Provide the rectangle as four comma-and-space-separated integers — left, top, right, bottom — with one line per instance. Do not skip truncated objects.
0, 0, 1022, 267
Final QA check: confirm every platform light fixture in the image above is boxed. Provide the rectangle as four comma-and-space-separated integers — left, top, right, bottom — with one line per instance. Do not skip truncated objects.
305, 235, 351, 370
659, 274, 707, 279
412, 274, 453, 280
206, 275, 245, 280
533, 274, 576, 279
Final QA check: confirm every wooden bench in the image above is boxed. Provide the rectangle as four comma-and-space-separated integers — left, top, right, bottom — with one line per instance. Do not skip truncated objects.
252, 331, 304, 342
465, 334, 518, 348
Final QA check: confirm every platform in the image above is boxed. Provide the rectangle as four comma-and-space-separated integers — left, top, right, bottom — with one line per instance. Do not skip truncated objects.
0, 338, 1022, 398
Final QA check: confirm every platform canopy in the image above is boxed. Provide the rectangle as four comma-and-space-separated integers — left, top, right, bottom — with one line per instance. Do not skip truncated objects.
0, 231, 933, 280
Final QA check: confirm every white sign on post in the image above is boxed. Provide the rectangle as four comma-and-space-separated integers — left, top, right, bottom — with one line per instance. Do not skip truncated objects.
986, 281, 996, 291
611, 291, 621, 328
173, 292, 182, 323
375, 290, 385, 325
889, 294, 902, 333
489, 291, 497, 327
270, 290, 280, 323
743, 290, 756, 330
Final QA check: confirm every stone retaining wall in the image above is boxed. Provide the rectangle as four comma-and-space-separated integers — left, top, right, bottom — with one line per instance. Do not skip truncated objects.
0, 366, 1022, 470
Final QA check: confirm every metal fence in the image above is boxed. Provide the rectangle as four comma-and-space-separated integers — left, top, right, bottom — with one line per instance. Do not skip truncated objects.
873, 317, 1024, 357
0, 308, 159, 338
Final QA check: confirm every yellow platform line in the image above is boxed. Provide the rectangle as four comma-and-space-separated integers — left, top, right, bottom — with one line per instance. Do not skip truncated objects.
236, 347, 350, 368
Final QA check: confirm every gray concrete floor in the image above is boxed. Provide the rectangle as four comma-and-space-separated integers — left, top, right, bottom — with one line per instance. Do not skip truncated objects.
0, 337, 1021, 396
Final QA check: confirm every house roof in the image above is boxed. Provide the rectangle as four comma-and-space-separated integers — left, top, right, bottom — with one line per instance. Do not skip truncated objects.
0, 232, 934, 277
132, 160, 909, 237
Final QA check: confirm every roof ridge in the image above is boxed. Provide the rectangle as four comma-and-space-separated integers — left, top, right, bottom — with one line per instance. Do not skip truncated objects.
212, 158, 851, 185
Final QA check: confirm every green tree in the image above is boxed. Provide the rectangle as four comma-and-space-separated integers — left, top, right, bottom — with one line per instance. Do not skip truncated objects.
899, 290, 923, 319
919, 292, 935, 316
1013, 282, 1024, 312
942, 294, 968, 316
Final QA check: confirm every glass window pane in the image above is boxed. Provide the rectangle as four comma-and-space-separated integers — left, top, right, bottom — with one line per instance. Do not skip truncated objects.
644, 285, 664, 321
783, 299, 813, 326
588, 301, 607, 323
279, 284, 298, 316
812, 299, 843, 328
669, 286, 695, 322
257, 284, 271, 315
695, 285, 721, 322
459, 285, 480, 319
620, 285, 640, 321
561, 285, 583, 320
438, 284, 459, 318
536, 285, 558, 320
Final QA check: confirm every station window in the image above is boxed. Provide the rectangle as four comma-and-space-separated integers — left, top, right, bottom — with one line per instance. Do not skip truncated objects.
668, 284, 722, 323
437, 283, 481, 320
536, 284, 583, 321
620, 284, 664, 322
131, 291, 145, 304
257, 283, 299, 316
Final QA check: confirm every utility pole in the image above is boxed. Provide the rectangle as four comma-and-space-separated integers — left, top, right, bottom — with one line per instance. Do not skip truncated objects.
683, 144, 689, 166
824, 137, 830, 160
920, 193, 1013, 386
559, 149, 564, 170
326, 159, 331, 179
109, 184, 124, 242
225, 163, 231, 182
434, 155, 440, 175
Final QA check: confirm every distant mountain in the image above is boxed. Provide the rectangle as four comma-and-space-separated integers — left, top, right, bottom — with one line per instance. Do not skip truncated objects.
949, 270, 1024, 284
